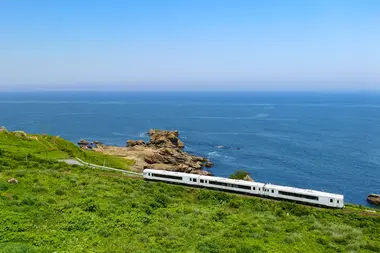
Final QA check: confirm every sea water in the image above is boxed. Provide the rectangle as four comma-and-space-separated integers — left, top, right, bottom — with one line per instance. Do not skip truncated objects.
1, 91, 379, 207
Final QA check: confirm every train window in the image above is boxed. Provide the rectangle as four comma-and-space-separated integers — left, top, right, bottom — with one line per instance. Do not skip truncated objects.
278, 191, 319, 201
272, 190, 274, 193
330, 199, 333, 203
337, 200, 339, 203
200, 179, 204, 183
192, 178, 197, 182
152, 173, 182, 180
253, 187, 255, 190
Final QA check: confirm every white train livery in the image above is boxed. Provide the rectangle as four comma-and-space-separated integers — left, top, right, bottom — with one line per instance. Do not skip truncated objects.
143, 169, 344, 208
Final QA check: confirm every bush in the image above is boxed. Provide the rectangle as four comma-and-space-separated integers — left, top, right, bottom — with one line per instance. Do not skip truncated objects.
55, 187, 66, 196
79, 198, 98, 212
21, 197, 36, 206
229, 170, 250, 180
0, 243, 35, 253
32, 184, 49, 193
0, 182, 9, 191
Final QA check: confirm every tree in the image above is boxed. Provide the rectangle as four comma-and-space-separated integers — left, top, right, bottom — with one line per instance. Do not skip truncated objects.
229, 170, 250, 180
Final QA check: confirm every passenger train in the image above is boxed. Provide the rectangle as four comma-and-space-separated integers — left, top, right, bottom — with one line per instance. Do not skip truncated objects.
143, 169, 344, 208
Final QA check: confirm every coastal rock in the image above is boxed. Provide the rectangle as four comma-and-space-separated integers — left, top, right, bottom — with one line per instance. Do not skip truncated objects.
78, 139, 99, 150
13, 131, 27, 138
147, 129, 185, 149
367, 194, 380, 205
91, 129, 213, 175
8, 178, 18, 184
243, 175, 254, 182
78, 139, 89, 146
127, 140, 145, 147
205, 161, 215, 168
0, 126, 8, 133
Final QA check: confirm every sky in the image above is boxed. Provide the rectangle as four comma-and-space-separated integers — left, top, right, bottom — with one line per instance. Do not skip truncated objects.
0, 0, 379, 91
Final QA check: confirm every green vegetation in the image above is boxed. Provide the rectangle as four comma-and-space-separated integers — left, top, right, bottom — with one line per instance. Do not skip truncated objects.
0, 131, 379, 252
229, 170, 250, 180
0, 131, 134, 169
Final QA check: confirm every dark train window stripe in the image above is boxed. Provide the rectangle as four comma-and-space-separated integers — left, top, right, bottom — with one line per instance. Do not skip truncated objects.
278, 190, 319, 201
209, 180, 251, 190
151, 173, 182, 180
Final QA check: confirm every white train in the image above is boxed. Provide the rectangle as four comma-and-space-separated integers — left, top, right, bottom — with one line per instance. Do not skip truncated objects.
143, 169, 344, 208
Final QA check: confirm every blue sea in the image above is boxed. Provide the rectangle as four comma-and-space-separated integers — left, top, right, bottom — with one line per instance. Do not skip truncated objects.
1, 91, 379, 207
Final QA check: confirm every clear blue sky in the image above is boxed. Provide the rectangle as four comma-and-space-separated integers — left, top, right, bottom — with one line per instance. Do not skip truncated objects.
0, 0, 379, 90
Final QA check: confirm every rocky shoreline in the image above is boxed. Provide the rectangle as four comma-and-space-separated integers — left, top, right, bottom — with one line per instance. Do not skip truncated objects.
367, 194, 380, 205
79, 129, 214, 175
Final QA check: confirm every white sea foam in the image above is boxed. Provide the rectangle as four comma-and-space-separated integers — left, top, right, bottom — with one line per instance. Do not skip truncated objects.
112, 132, 128, 136
256, 113, 268, 118
208, 151, 221, 157
208, 151, 236, 161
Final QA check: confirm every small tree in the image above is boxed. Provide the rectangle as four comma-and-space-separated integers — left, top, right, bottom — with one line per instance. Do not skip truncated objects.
229, 170, 250, 180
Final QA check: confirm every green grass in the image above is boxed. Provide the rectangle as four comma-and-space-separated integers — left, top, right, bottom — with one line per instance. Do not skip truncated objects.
0, 132, 379, 252
0, 131, 134, 169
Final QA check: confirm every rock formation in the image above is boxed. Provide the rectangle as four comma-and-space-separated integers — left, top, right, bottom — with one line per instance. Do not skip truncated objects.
127, 140, 145, 147
0, 126, 8, 133
86, 129, 213, 175
13, 131, 27, 138
8, 178, 18, 184
367, 194, 380, 205
78, 139, 101, 150
243, 174, 254, 182
146, 129, 185, 149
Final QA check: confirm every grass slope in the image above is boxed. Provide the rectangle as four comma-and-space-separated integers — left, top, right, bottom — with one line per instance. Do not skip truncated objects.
0, 131, 134, 169
0, 132, 379, 252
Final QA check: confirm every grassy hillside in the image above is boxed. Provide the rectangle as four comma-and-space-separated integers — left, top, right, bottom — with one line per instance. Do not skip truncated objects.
0, 131, 134, 169
0, 132, 379, 252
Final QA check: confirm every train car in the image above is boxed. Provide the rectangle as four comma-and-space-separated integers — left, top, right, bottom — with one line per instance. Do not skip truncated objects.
143, 169, 344, 208
143, 169, 200, 185
198, 175, 265, 195
263, 184, 344, 208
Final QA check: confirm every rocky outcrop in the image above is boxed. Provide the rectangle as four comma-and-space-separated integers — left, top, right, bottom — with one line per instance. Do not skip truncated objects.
90, 129, 213, 175
127, 140, 145, 147
13, 131, 27, 138
78, 139, 89, 146
8, 178, 18, 184
367, 194, 380, 205
78, 139, 102, 150
0, 126, 8, 133
147, 129, 185, 149
243, 175, 254, 182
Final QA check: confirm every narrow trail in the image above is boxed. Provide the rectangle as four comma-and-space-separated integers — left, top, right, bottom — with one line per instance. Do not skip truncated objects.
59, 158, 144, 177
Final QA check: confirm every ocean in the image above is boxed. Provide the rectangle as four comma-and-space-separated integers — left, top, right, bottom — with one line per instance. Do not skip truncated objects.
0, 91, 379, 207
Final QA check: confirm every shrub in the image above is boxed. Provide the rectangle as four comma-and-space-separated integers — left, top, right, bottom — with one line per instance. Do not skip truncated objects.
79, 198, 98, 212
32, 184, 49, 193
0, 243, 35, 253
15, 170, 27, 177
55, 187, 66, 196
98, 227, 111, 238
21, 197, 36, 206
229, 170, 250, 180
0, 182, 9, 191
284, 233, 302, 244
